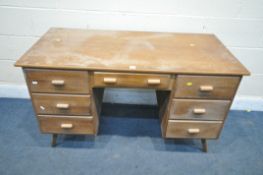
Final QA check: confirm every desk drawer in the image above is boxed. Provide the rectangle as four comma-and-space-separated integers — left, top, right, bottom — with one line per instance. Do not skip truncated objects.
93, 72, 172, 89
25, 69, 89, 94
38, 115, 95, 134
32, 94, 91, 116
174, 75, 240, 99
166, 120, 222, 139
169, 99, 231, 120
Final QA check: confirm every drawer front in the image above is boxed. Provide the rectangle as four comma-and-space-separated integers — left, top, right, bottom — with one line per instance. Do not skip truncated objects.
93, 72, 172, 89
166, 120, 223, 139
174, 75, 240, 99
25, 69, 89, 94
38, 115, 95, 134
169, 99, 231, 120
32, 94, 91, 115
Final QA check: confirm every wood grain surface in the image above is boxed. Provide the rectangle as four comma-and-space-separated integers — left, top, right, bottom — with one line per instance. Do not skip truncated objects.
93, 72, 172, 89
15, 28, 250, 75
174, 75, 240, 99
32, 93, 91, 115
25, 69, 90, 94
165, 120, 223, 139
169, 99, 231, 120
38, 115, 95, 134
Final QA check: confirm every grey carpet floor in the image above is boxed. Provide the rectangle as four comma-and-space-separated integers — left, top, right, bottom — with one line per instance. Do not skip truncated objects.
0, 98, 262, 175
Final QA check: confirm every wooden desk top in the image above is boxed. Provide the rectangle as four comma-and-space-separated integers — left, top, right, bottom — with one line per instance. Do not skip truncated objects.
15, 28, 249, 75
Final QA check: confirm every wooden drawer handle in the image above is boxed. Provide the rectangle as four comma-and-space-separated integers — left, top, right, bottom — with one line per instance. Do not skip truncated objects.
103, 77, 117, 84
200, 85, 213, 92
147, 79, 161, 85
61, 123, 73, 129
56, 103, 70, 109
51, 80, 65, 86
188, 128, 200, 134
193, 108, 206, 114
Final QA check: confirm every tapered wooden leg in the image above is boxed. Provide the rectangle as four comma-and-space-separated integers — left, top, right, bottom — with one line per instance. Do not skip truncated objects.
51, 134, 58, 147
201, 139, 208, 152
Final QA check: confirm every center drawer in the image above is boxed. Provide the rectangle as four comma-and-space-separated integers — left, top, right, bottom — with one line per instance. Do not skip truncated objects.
32, 94, 91, 116
169, 99, 231, 120
93, 72, 172, 89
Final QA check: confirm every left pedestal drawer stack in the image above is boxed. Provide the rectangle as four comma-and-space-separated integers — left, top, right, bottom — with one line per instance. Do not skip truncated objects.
24, 69, 97, 135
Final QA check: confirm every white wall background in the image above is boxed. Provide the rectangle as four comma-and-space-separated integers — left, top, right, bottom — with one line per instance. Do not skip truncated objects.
0, 0, 263, 109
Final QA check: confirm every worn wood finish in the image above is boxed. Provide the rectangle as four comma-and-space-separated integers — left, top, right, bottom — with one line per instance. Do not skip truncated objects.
24, 69, 89, 94
15, 28, 250, 76
38, 115, 95, 134
174, 75, 240, 99
32, 93, 91, 115
93, 72, 172, 89
166, 120, 222, 139
169, 99, 231, 120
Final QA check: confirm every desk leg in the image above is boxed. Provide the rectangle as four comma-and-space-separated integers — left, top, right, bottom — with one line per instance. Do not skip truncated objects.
51, 134, 58, 147
201, 139, 208, 152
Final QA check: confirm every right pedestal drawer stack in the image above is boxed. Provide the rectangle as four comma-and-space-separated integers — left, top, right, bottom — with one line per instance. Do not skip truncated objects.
164, 75, 241, 139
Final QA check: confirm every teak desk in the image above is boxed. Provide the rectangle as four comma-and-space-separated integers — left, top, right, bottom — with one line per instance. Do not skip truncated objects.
15, 28, 250, 152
